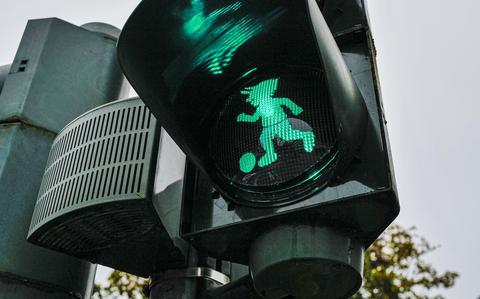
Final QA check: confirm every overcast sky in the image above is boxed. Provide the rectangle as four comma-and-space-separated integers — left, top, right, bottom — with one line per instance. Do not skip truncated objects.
1, 0, 479, 298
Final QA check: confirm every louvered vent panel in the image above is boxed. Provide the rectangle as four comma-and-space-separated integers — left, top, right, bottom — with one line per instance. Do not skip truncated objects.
27, 98, 185, 277
30, 98, 154, 231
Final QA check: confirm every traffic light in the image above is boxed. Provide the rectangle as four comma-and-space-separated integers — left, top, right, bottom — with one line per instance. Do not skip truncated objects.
118, 0, 399, 297
118, 0, 369, 207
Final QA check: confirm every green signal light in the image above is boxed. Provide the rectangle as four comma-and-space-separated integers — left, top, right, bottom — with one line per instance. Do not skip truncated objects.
185, 13, 205, 35
199, 17, 263, 75
237, 78, 316, 172
183, 1, 242, 38
186, 4, 284, 75
240, 152, 256, 173
241, 67, 258, 79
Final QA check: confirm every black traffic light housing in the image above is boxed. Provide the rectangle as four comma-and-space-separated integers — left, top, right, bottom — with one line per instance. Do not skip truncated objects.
118, 0, 375, 207
118, 0, 399, 297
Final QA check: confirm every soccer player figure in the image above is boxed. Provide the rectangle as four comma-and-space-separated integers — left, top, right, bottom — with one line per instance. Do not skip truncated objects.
237, 78, 316, 169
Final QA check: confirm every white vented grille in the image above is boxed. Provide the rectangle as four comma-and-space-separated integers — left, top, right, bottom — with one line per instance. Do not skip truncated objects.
27, 98, 184, 277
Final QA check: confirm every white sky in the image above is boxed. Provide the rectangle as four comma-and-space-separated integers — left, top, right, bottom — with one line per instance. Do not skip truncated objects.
1, 0, 479, 298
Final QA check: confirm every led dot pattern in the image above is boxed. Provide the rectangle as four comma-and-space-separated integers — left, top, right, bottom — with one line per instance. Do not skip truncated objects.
210, 69, 337, 197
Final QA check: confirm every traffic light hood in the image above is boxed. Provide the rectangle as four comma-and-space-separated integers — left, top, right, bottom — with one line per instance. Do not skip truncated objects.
118, 0, 368, 206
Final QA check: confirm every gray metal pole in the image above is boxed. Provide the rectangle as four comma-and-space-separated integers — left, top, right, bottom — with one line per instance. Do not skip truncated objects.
0, 19, 128, 299
0, 64, 10, 93
149, 247, 200, 299
148, 247, 233, 299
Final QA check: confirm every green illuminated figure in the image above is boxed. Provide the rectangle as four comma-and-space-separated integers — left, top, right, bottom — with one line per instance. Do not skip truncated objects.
237, 78, 315, 172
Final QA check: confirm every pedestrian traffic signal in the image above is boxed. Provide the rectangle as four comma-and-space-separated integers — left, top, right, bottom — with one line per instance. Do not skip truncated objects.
211, 70, 338, 207
118, 0, 399, 297
118, 0, 369, 207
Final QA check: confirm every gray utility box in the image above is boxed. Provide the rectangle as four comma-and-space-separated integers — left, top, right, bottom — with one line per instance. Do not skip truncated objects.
0, 123, 95, 299
0, 18, 128, 299
28, 98, 186, 277
0, 18, 127, 134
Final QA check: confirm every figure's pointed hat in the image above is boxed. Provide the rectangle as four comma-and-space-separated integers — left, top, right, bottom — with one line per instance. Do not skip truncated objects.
241, 78, 279, 97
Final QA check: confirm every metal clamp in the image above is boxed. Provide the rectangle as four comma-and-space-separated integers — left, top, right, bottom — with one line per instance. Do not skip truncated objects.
152, 267, 231, 286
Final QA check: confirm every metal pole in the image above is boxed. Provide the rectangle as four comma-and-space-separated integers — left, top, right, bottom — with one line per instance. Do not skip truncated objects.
0, 19, 128, 299
149, 246, 200, 299
148, 246, 233, 299
0, 64, 10, 94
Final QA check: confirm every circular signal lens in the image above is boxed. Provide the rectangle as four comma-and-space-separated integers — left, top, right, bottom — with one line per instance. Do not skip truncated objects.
210, 67, 337, 206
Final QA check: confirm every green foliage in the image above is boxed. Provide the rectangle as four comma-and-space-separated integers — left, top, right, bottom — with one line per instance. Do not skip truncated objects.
352, 225, 458, 299
92, 225, 458, 299
92, 270, 148, 299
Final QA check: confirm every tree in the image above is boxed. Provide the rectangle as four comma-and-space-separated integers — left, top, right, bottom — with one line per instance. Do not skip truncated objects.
92, 269, 148, 299
92, 224, 458, 299
352, 225, 458, 299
